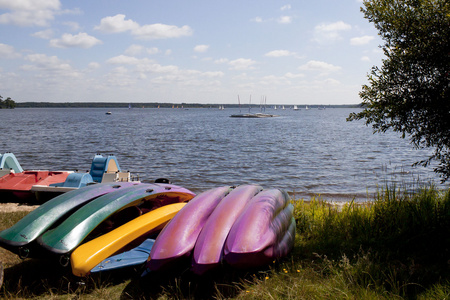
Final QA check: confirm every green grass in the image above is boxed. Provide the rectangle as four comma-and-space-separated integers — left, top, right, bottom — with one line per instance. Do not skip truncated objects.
1, 185, 450, 299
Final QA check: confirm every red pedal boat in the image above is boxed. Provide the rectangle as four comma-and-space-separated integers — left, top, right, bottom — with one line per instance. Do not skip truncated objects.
0, 170, 71, 203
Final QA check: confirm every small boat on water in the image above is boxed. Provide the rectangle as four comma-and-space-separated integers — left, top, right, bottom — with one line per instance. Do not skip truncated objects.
230, 113, 278, 118
106, 111, 112, 115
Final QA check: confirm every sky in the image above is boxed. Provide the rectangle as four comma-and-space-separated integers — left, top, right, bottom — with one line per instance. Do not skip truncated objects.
0, 0, 384, 105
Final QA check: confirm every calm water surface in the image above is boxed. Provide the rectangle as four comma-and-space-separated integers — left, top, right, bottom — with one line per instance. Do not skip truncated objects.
0, 107, 447, 201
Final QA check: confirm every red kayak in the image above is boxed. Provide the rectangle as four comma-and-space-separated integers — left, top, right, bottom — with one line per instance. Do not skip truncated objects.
0, 170, 71, 202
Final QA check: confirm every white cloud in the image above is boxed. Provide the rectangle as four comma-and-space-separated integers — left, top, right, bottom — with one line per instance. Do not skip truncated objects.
107, 55, 143, 65
0, 0, 60, 11
133, 23, 192, 40
350, 35, 375, 46
360, 56, 371, 62
265, 50, 296, 57
280, 5, 291, 11
214, 58, 229, 64
63, 21, 81, 31
88, 62, 100, 69
313, 21, 351, 44
31, 29, 54, 39
194, 44, 209, 53
50, 32, 102, 49
0, 0, 61, 27
284, 72, 305, 79
278, 16, 292, 24
251, 17, 263, 23
0, 43, 21, 59
95, 14, 138, 33
146, 47, 160, 55
95, 14, 193, 40
21, 53, 80, 78
228, 58, 258, 70
299, 60, 341, 75
124, 44, 144, 56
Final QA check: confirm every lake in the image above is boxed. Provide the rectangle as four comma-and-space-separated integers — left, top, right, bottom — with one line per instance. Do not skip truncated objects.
0, 107, 446, 201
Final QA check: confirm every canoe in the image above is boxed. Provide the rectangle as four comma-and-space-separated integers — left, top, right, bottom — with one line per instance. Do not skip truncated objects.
90, 238, 155, 274
191, 184, 263, 275
37, 183, 195, 256
0, 182, 137, 258
145, 186, 233, 272
223, 189, 296, 268
71, 203, 186, 277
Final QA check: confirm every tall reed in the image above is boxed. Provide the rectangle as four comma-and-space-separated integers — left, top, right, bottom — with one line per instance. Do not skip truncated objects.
291, 185, 450, 297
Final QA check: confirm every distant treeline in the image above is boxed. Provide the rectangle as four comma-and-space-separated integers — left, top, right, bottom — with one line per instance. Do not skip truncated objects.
15, 102, 362, 109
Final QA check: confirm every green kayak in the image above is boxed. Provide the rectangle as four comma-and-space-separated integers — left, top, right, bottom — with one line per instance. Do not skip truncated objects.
0, 182, 137, 258
36, 183, 195, 257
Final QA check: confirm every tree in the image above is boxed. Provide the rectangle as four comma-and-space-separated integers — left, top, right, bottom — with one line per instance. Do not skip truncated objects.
347, 0, 450, 181
0, 95, 16, 109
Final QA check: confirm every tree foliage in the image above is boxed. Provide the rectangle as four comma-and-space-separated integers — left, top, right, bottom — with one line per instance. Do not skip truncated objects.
0, 95, 16, 109
348, 0, 450, 181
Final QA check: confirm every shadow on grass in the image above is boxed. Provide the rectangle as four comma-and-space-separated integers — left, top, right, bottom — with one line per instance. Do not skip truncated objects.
120, 263, 270, 300
1, 255, 272, 299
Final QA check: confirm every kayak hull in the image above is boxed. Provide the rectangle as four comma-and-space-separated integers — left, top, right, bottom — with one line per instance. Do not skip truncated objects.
192, 184, 263, 275
71, 203, 186, 277
146, 186, 233, 271
37, 183, 195, 256
0, 182, 137, 257
223, 189, 296, 268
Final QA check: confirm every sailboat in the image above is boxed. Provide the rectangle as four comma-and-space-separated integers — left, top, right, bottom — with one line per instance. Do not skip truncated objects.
293, 105, 299, 111
230, 95, 278, 118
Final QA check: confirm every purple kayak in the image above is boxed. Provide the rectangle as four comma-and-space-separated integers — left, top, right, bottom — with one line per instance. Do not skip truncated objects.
192, 184, 263, 275
223, 189, 296, 268
146, 186, 233, 271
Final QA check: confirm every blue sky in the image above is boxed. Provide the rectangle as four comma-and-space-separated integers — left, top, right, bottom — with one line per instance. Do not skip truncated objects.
0, 0, 383, 105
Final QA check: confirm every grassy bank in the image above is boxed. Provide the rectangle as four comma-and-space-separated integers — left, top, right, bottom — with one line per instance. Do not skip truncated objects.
1, 186, 450, 299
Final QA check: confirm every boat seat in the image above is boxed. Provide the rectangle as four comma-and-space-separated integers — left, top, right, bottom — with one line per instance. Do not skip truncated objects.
101, 171, 130, 183
51, 172, 93, 188
89, 154, 121, 183
0, 168, 14, 178
0, 153, 24, 173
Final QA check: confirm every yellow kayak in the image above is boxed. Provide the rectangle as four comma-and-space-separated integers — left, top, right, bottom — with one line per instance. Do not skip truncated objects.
71, 202, 186, 277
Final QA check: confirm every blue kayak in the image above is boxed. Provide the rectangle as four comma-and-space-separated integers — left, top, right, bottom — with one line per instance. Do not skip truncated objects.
90, 239, 155, 273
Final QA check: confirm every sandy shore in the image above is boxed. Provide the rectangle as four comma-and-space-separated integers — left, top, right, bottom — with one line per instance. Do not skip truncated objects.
0, 203, 39, 213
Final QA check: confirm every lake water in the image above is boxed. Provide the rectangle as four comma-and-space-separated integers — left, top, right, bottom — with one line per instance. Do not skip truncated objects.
0, 107, 447, 201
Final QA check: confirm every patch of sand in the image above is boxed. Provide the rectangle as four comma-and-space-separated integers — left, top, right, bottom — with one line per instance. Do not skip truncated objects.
0, 203, 38, 213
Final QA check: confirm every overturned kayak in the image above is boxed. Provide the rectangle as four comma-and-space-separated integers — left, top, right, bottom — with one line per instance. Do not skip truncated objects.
146, 186, 233, 272
145, 185, 295, 275
0, 182, 137, 258
37, 183, 195, 256
192, 184, 263, 275
223, 189, 296, 268
71, 203, 186, 277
